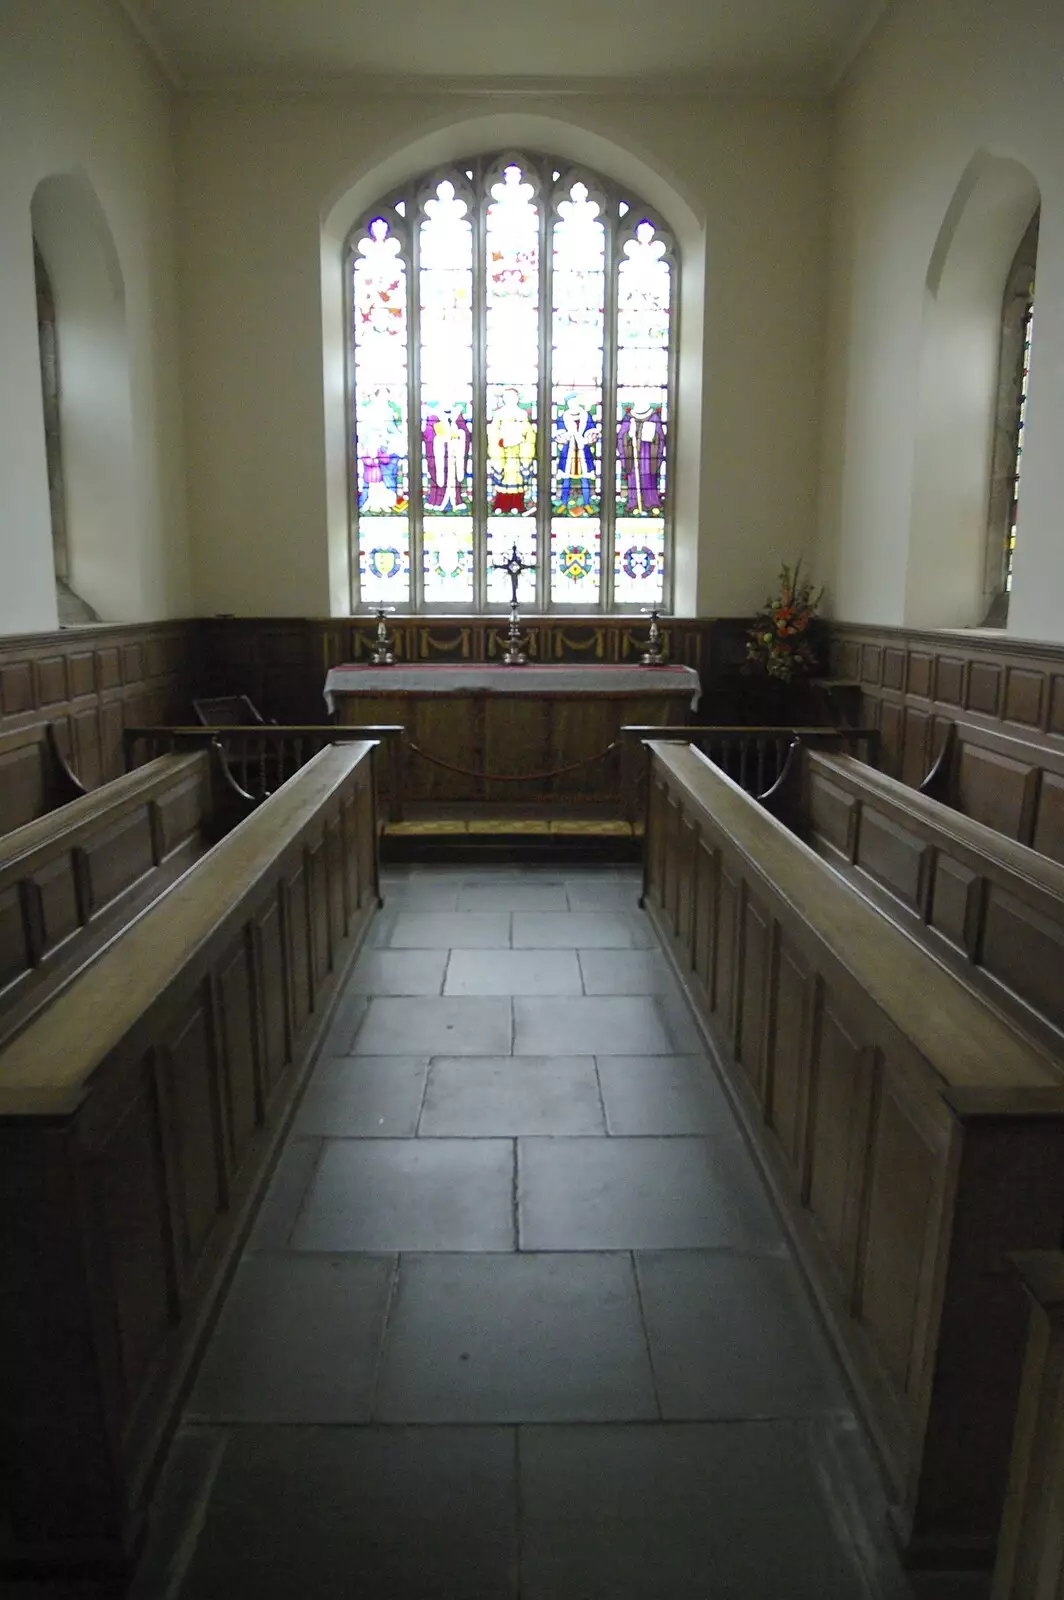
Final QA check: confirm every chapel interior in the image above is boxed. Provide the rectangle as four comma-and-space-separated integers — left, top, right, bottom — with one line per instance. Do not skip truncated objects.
4, 1, 1064, 1596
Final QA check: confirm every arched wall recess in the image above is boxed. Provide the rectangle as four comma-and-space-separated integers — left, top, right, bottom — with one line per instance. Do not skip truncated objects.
319, 111, 705, 617
905, 152, 1040, 630
31, 169, 136, 624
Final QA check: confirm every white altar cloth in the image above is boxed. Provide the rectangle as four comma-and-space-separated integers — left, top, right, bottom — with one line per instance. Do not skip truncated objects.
323, 662, 701, 714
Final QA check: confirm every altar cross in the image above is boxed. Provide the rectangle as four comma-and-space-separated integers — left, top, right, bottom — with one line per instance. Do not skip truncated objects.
492, 542, 529, 607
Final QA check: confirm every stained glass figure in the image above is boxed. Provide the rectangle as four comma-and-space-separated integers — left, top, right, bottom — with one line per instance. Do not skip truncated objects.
419, 180, 474, 517
349, 158, 674, 613
551, 181, 604, 532
353, 219, 409, 522
617, 402, 667, 515
616, 221, 671, 533
486, 166, 539, 525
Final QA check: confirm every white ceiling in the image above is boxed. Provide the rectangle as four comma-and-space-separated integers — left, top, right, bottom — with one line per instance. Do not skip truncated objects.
120, 0, 890, 92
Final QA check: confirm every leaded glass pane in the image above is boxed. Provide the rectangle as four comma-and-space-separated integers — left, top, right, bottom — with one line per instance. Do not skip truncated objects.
551, 517, 601, 604
359, 520, 411, 605
349, 159, 674, 614
353, 220, 410, 532
423, 516, 474, 604
613, 518, 664, 605
1007, 299, 1034, 593
486, 166, 539, 526
551, 182, 605, 535
616, 221, 670, 531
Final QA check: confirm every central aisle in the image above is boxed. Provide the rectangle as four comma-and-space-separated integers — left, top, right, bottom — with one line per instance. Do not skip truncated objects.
141, 863, 913, 1600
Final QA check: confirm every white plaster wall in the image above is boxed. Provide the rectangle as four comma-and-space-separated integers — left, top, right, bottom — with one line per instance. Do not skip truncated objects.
0, 0, 190, 634
820, 0, 1064, 640
176, 90, 830, 617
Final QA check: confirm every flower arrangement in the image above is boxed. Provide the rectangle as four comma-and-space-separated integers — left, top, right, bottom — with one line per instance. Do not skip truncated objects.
745, 560, 824, 681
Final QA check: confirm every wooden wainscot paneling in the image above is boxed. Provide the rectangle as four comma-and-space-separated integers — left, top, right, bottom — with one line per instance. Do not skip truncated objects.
0, 753, 214, 1052
1004, 668, 1045, 729
825, 626, 1064, 857
883, 648, 907, 692
641, 739, 1064, 1568
968, 661, 1002, 718
799, 748, 1064, 1060
0, 622, 196, 834
907, 652, 934, 701
935, 656, 967, 708
0, 741, 380, 1582
955, 743, 1037, 843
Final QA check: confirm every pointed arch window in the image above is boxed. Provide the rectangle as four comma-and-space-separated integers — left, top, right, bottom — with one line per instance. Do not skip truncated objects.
346, 155, 676, 613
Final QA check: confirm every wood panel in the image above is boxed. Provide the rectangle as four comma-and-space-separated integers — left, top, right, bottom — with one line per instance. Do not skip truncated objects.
827, 623, 1064, 861
0, 752, 212, 1050
0, 743, 378, 1582
801, 748, 1064, 1061
0, 622, 195, 834
642, 739, 1064, 1567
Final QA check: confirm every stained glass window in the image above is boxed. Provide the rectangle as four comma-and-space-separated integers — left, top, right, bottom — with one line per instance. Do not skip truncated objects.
1006, 296, 1033, 593
347, 156, 675, 612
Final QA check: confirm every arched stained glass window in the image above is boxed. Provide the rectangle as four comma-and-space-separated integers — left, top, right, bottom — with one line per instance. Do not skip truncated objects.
347, 155, 675, 613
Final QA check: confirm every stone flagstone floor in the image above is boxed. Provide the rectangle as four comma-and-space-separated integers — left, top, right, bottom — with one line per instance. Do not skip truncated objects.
133, 862, 957, 1600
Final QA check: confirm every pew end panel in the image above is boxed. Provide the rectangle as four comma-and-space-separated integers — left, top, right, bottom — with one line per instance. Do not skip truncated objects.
642, 740, 1064, 1568
0, 742, 381, 1583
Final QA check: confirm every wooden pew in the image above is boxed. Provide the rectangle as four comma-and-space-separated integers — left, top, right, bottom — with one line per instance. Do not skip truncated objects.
991, 1251, 1064, 1598
124, 722, 406, 816
0, 741, 379, 1584
797, 747, 1064, 1060
0, 751, 218, 1049
917, 719, 1064, 863
642, 739, 1064, 1570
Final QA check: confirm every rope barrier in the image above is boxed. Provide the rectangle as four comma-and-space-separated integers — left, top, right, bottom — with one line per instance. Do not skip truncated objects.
405, 738, 622, 784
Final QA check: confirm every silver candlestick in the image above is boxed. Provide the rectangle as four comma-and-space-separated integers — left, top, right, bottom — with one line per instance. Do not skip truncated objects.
501, 601, 528, 666
640, 608, 666, 666
369, 607, 395, 666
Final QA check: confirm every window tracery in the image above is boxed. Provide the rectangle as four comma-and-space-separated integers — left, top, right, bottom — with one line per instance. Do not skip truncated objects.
347, 155, 675, 613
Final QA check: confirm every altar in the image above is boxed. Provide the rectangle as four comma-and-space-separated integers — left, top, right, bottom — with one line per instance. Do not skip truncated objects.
324, 662, 700, 816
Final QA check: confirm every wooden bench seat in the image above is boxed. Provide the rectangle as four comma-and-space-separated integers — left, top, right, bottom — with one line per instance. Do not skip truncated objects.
796, 747, 1064, 1060
642, 739, 1064, 1569
0, 741, 379, 1583
0, 750, 214, 1048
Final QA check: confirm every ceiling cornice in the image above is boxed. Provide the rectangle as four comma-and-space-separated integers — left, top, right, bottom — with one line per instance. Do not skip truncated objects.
179, 68, 827, 100
116, 0, 184, 89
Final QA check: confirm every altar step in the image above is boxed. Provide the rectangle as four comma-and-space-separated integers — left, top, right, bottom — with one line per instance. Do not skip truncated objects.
380, 805, 642, 863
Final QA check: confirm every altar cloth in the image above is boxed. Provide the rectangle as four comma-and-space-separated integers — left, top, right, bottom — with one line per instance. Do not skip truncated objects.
323, 662, 701, 715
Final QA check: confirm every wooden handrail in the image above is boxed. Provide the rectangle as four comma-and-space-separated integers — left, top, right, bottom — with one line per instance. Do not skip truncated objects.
622, 724, 879, 739
122, 723, 405, 741
646, 740, 1061, 1092
0, 742, 377, 1099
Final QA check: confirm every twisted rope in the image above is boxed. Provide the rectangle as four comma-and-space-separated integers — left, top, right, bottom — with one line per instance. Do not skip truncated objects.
405, 738, 621, 783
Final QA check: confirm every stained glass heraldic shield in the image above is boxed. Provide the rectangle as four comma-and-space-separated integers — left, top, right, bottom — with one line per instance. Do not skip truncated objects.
349, 156, 675, 612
